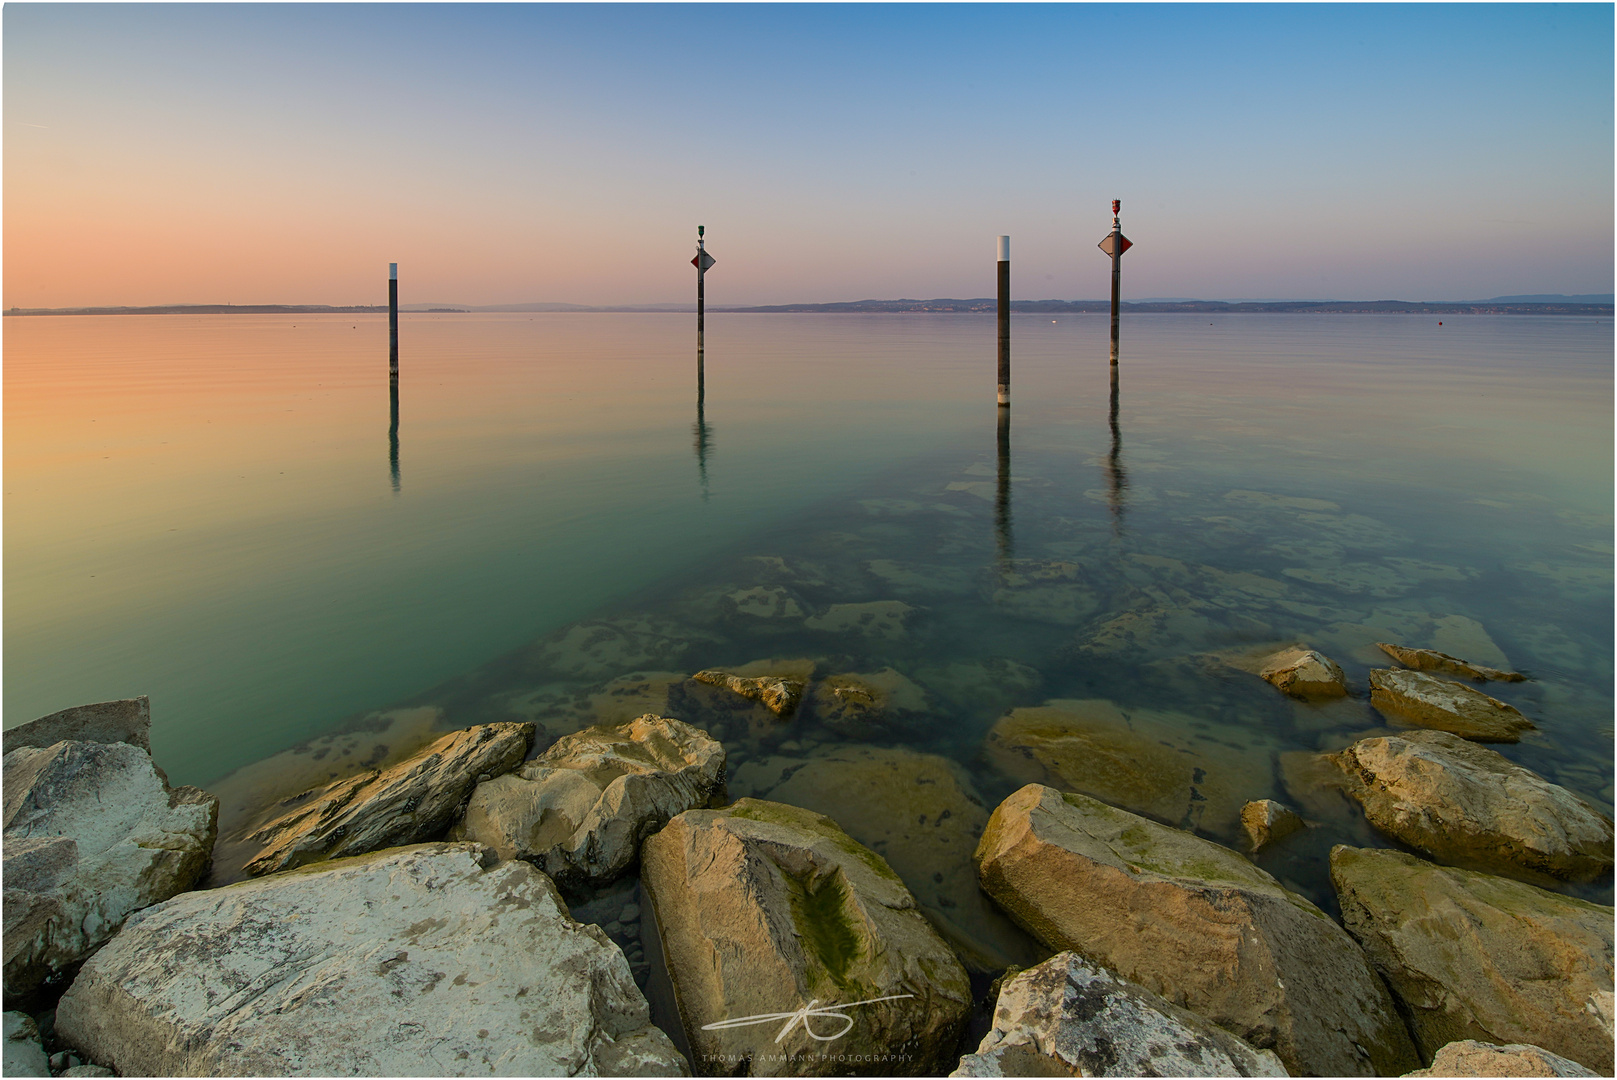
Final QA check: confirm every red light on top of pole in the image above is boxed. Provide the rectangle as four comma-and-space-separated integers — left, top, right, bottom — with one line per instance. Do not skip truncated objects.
1112, 200, 1120, 216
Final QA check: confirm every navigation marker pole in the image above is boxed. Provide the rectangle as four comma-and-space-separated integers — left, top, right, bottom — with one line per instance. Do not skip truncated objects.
389, 262, 399, 378
692, 226, 715, 355
997, 235, 1010, 406
1097, 201, 1132, 365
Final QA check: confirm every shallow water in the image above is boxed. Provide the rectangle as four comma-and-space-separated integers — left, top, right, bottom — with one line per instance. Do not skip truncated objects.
7, 311, 1612, 926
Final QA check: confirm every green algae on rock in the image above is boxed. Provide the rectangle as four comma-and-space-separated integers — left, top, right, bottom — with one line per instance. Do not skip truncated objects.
641, 798, 970, 1076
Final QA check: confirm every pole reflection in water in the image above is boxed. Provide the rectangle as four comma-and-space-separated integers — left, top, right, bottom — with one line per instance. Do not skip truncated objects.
1104, 363, 1127, 533
388, 374, 401, 494
995, 404, 1013, 563
692, 348, 712, 499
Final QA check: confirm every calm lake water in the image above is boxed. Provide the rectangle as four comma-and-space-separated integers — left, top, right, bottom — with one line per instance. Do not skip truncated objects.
6, 312, 1612, 925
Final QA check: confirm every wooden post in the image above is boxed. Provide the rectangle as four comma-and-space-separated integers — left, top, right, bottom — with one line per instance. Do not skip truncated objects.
389, 262, 399, 377
997, 235, 1010, 406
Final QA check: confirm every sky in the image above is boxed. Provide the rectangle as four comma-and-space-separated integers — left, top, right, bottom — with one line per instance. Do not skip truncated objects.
5, 3, 1613, 307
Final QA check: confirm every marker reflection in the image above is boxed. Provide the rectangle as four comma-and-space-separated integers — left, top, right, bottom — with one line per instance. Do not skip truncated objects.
388, 375, 401, 493
1104, 364, 1126, 533
693, 349, 711, 499
995, 405, 1013, 563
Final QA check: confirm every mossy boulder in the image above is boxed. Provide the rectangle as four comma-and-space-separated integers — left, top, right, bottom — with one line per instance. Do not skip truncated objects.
733, 744, 1041, 973
1331, 845, 1613, 1075
641, 799, 971, 1075
974, 784, 1418, 1078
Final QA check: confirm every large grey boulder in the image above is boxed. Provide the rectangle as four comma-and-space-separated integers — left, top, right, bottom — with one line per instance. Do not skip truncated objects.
641, 799, 972, 1076
452, 714, 723, 887
1331, 845, 1613, 1075
241, 722, 532, 876
3, 740, 217, 997
1328, 731, 1613, 882
2, 698, 151, 755
3, 1012, 50, 1077
950, 951, 1287, 1077
974, 784, 1418, 1077
1404, 1040, 1598, 1077
1368, 669, 1535, 742
56, 842, 687, 1077
1376, 642, 1525, 683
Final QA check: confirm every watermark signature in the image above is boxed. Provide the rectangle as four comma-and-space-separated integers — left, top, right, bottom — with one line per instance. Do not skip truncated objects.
700, 994, 914, 1044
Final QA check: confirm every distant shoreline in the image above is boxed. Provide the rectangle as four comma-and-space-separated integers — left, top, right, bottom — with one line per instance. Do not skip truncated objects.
6, 299, 1612, 317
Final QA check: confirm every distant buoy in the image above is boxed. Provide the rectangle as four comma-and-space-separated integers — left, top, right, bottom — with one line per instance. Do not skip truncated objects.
1438, 321, 1442, 326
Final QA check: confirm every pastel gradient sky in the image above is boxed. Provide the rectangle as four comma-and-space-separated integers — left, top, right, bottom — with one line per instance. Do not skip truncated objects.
5, 3, 1612, 307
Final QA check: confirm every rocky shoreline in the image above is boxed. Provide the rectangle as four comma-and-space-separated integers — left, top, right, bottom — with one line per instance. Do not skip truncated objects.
4, 639, 1612, 1077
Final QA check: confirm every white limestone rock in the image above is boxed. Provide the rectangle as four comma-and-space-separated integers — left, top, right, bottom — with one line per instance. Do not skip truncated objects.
241, 722, 533, 876
951, 951, 1288, 1077
55, 842, 687, 1077
453, 714, 724, 887
3, 740, 217, 997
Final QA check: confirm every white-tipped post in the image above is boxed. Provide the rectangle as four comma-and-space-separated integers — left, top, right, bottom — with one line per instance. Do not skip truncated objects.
997, 236, 1010, 406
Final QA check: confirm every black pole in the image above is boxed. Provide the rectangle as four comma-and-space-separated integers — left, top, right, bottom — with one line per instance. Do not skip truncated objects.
696, 226, 705, 354
389, 262, 399, 376
997, 235, 1010, 406
1109, 202, 1121, 365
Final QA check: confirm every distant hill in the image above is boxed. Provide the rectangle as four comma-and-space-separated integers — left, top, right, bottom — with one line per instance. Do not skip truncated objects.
1481, 293, 1613, 304
723, 298, 1613, 316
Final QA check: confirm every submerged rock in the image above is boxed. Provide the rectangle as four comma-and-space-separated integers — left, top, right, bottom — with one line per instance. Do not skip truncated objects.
951, 951, 1287, 1078
1377, 642, 1526, 683
241, 722, 532, 876
641, 799, 971, 1076
803, 600, 914, 639
453, 714, 724, 887
736, 744, 1041, 973
56, 842, 686, 1077
1328, 731, 1613, 882
1257, 648, 1348, 699
3, 1012, 50, 1078
1331, 845, 1613, 1075
1240, 799, 1306, 854
1, 697, 151, 755
982, 699, 1274, 838
1404, 1040, 1598, 1078
806, 669, 928, 740
973, 784, 1418, 1077
1368, 668, 1536, 742
3, 740, 217, 998
691, 669, 805, 717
